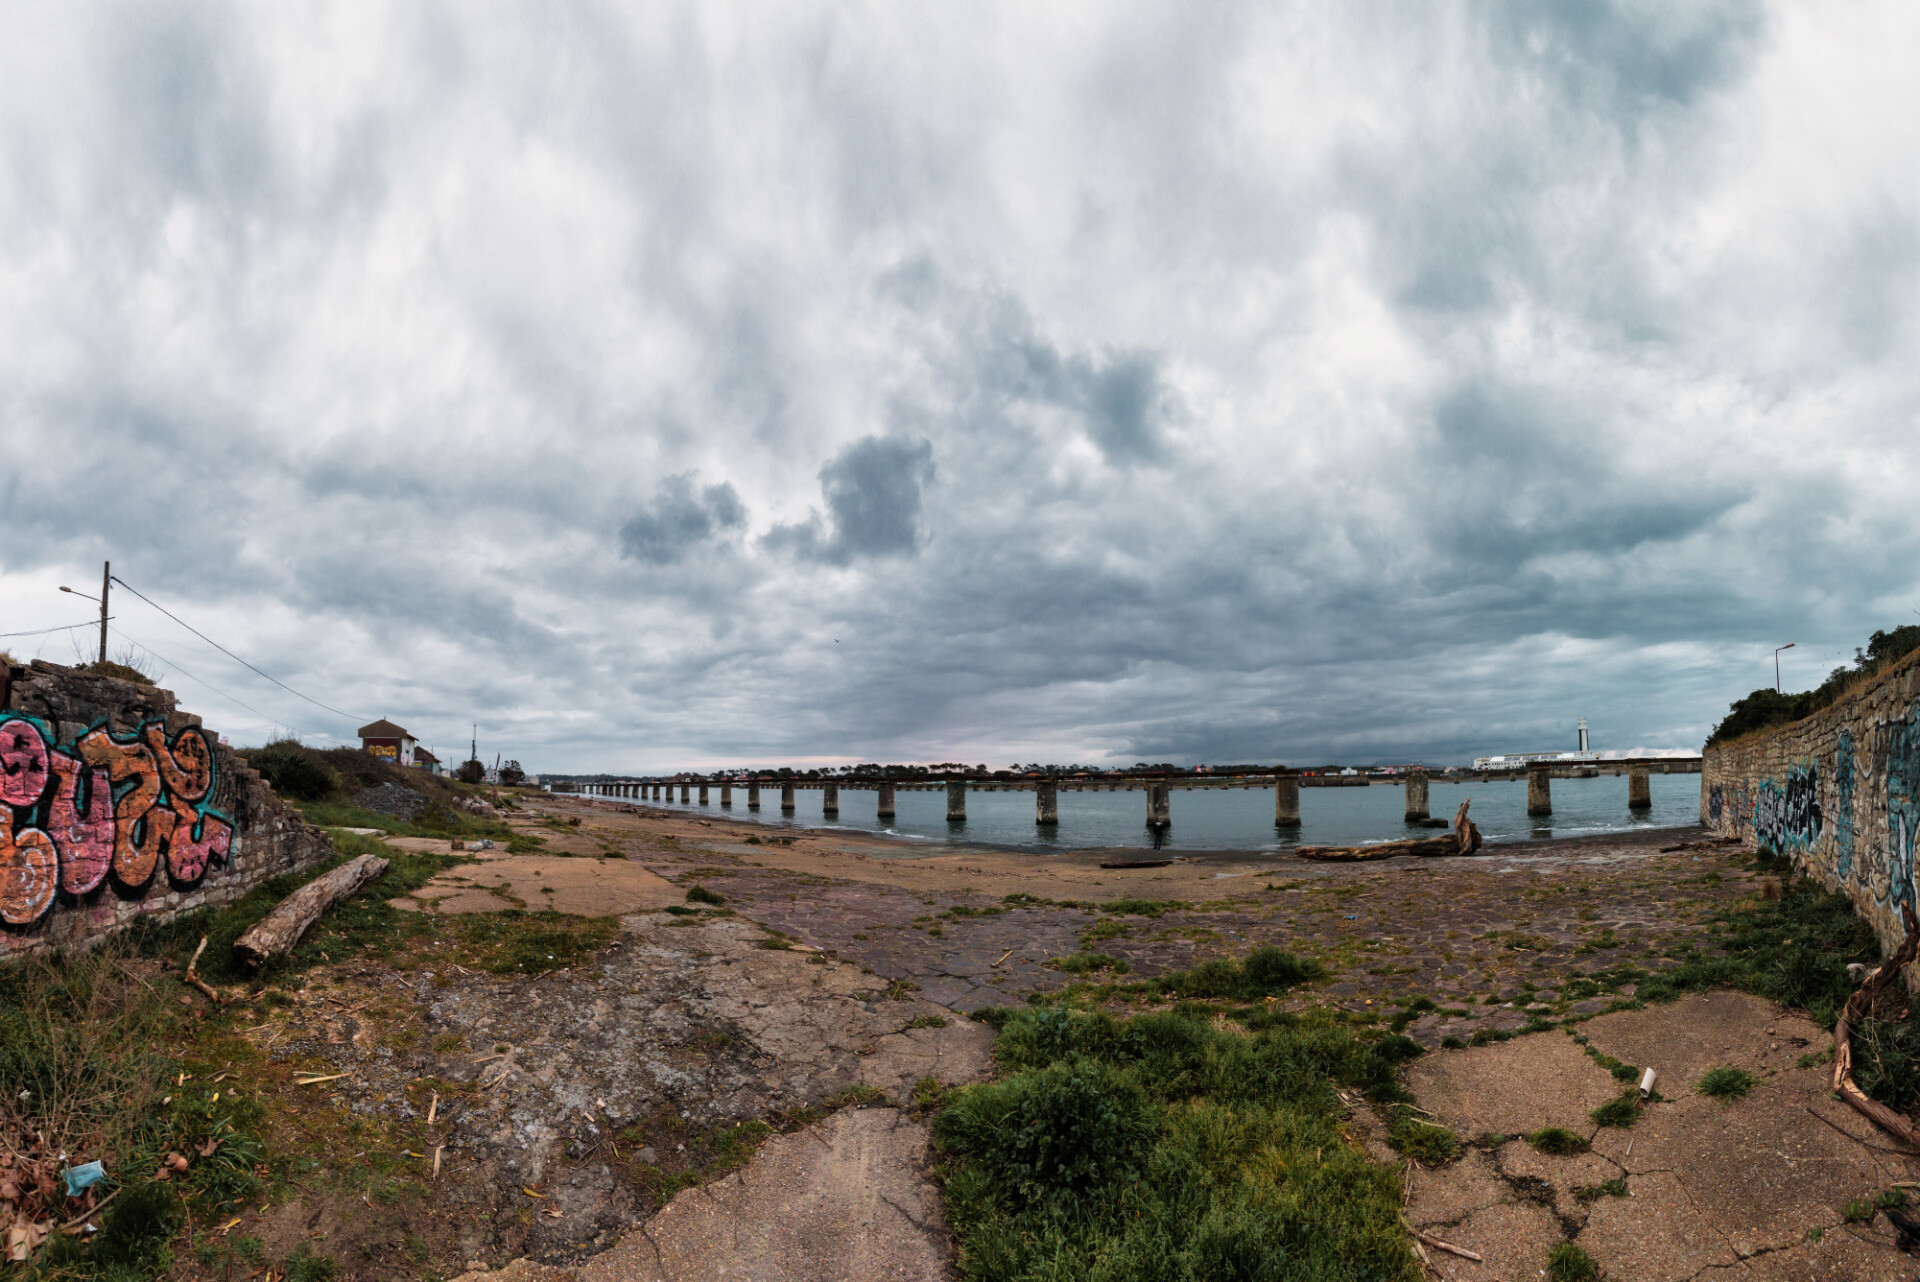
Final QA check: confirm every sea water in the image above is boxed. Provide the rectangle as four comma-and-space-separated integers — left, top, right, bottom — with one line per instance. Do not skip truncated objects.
620, 772, 1701, 852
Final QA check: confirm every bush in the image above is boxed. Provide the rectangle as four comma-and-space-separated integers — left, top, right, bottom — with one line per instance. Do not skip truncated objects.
1709, 625, 1920, 745
242, 740, 340, 802
934, 1059, 1157, 1205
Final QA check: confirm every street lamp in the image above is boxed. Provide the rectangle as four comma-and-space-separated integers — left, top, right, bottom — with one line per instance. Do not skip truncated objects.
1775, 642, 1796, 694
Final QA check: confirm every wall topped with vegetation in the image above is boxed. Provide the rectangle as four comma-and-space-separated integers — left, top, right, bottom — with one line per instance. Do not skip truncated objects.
1703, 646, 1920, 968
0, 658, 333, 958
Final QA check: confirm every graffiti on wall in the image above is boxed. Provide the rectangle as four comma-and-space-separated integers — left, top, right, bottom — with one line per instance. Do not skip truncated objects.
1752, 763, 1821, 857
0, 713, 232, 927
1834, 731, 1855, 882
1886, 704, 1919, 919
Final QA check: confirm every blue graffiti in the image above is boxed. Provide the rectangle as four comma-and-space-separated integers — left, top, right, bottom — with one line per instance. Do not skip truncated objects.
1707, 784, 1724, 824
1835, 731, 1855, 881
1753, 764, 1821, 858
1887, 706, 1919, 919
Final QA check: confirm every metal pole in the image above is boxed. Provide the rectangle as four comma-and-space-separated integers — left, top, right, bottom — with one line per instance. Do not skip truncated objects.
99, 561, 110, 664
1774, 642, 1795, 693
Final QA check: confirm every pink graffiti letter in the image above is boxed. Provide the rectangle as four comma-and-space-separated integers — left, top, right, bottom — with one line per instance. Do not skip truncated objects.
0, 716, 49, 807
48, 751, 114, 894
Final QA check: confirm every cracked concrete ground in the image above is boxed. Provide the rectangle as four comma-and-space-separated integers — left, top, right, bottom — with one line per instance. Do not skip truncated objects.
1397, 993, 1920, 1280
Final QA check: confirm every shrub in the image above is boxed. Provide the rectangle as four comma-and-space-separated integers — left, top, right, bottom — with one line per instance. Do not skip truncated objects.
933, 1059, 1157, 1205
1697, 1066, 1756, 1100
243, 740, 340, 801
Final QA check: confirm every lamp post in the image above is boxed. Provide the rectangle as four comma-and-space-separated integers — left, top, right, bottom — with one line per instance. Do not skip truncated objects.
1775, 642, 1796, 694
58, 561, 110, 664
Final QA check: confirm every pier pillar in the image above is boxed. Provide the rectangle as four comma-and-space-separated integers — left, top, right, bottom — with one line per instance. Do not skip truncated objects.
946, 780, 966, 822
652, 784, 661, 800
1628, 766, 1651, 810
1275, 775, 1301, 826
877, 781, 895, 820
1147, 782, 1170, 829
1527, 764, 1552, 817
720, 781, 731, 806
822, 782, 839, 816
1036, 779, 1058, 825
781, 782, 795, 813
680, 783, 690, 803
698, 782, 709, 804
1404, 770, 1430, 823
748, 780, 760, 810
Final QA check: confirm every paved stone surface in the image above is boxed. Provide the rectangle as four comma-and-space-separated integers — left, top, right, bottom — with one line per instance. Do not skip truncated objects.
1402, 1031, 1621, 1140
575, 1108, 949, 1282
1581, 990, 1827, 1098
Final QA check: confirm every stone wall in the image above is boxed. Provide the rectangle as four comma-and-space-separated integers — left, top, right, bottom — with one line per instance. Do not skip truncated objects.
0, 658, 334, 959
1702, 646, 1920, 966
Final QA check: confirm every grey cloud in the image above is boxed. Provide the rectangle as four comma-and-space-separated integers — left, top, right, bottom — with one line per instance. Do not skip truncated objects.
768, 435, 935, 564
619, 475, 747, 564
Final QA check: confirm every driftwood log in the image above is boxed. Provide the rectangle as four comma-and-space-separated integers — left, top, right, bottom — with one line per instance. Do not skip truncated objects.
233, 853, 389, 967
1297, 800, 1482, 862
1831, 902, 1920, 1149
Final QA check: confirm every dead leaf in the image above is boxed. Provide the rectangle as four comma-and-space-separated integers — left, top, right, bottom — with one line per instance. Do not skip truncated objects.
198, 1138, 221, 1158
166, 1153, 189, 1172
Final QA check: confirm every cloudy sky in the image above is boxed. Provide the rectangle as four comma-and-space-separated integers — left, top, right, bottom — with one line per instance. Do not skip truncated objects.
2, 2, 1916, 773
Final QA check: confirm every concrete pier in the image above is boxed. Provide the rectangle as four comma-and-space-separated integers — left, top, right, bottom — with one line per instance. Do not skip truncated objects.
1405, 769, 1430, 823
781, 782, 795, 813
1628, 766, 1652, 810
1036, 779, 1058, 825
720, 781, 731, 806
877, 781, 895, 819
822, 782, 839, 816
1275, 775, 1301, 826
946, 781, 966, 822
653, 784, 662, 800
680, 783, 690, 803
698, 782, 708, 804
1527, 763, 1552, 817
747, 781, 760, 809
1147, 782, 1170, 829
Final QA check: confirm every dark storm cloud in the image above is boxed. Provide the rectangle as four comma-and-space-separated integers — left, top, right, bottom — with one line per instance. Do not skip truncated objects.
2, 1, 1914, 772
619, 475, 748, 564
767, 435, 935, 563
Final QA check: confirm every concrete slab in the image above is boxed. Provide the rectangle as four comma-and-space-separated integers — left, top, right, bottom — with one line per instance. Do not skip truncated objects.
1404, 1148, 1509, 1228
572, 1107, 951, 1282
1580, 990, 1826, 1098
1737, 1222, 1920, 1280
393, 856, 684, 916
1492, 1140, 1625, 1228
1402, 1031, 1620, 1140
1580, 1169, 1741, 1281
1417, 1200, 1563, 1282
1596, 1075, 1892, 1257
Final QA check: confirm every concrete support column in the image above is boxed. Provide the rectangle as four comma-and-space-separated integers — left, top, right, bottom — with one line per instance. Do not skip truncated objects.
946, 780, 966, 822
680, 783, 690, 803
698, 782, 709, 804
781, 781, 795, 812
1147, 782, 1171, 829
1036, 779, 1058, 825
652, 784, 661, 800
748, 780, 761, 809
720, 781, 732, 806
822, 782, 839, 816
1527, 764, 1552, 817
1275, 775, 1301, 827
1404, 769, 1430, 823
877, 781, 895, 820
1628, 766, 1652, 810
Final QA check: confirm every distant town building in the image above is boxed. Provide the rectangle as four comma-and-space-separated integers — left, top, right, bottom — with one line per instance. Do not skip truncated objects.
413, 746, 441, 776
357, 718, 418, 767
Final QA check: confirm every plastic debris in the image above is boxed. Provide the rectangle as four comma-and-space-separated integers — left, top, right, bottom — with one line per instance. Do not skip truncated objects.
61, 1162, 104, 1196
1639, 1067, 1657, 1098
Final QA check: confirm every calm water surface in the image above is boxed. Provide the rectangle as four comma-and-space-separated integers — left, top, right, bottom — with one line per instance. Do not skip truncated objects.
616, 773, 1701, 853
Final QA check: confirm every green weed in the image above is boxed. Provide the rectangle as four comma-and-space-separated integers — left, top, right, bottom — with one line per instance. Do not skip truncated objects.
1697, 1066, 1756, 1101
1526, 1127, 1589, 1155
1546, 1240, 1600, 1282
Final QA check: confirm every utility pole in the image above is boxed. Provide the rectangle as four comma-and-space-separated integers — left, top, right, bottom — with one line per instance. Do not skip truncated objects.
98, 561, 110, 664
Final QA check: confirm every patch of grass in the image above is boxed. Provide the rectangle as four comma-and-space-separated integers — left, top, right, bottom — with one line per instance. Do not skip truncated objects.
1850, 1008, 1920, 1117
505, 833, 547, 854
932, 1005, 1422, 1281
452, 911, 619, 975
1573, 1177, 1630, 1202
1150, 946, 1326, 1001
1051, 952, 1129, 975
1589, 1092, 1639, 1128
1843, 1198, 1875, 1223
907, 1014, 951, 1029
1081, 918, 1128, 946
1546, 1240, 1600, 1282
1440, 1035, 1465, 1049
1099, 897, 1193, 918
1389, 1115, 1459, 1164
1697, 1066, 1756, 1101
285, 1245, 340, 1281
1526, 1127, 1589, 1155
686, 884, 726, 906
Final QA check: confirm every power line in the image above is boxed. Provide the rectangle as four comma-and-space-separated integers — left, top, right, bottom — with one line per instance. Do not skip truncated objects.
112, 627, 297, 736
109, 576, 367, 725
0, 619, 112, 641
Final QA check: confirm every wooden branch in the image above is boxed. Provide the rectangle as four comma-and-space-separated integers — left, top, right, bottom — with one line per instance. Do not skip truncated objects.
183, 935, 227, 1005
233, 853, 389, 967
1413, 1228, 1482, 1262
1832, 902, 1920, 1150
